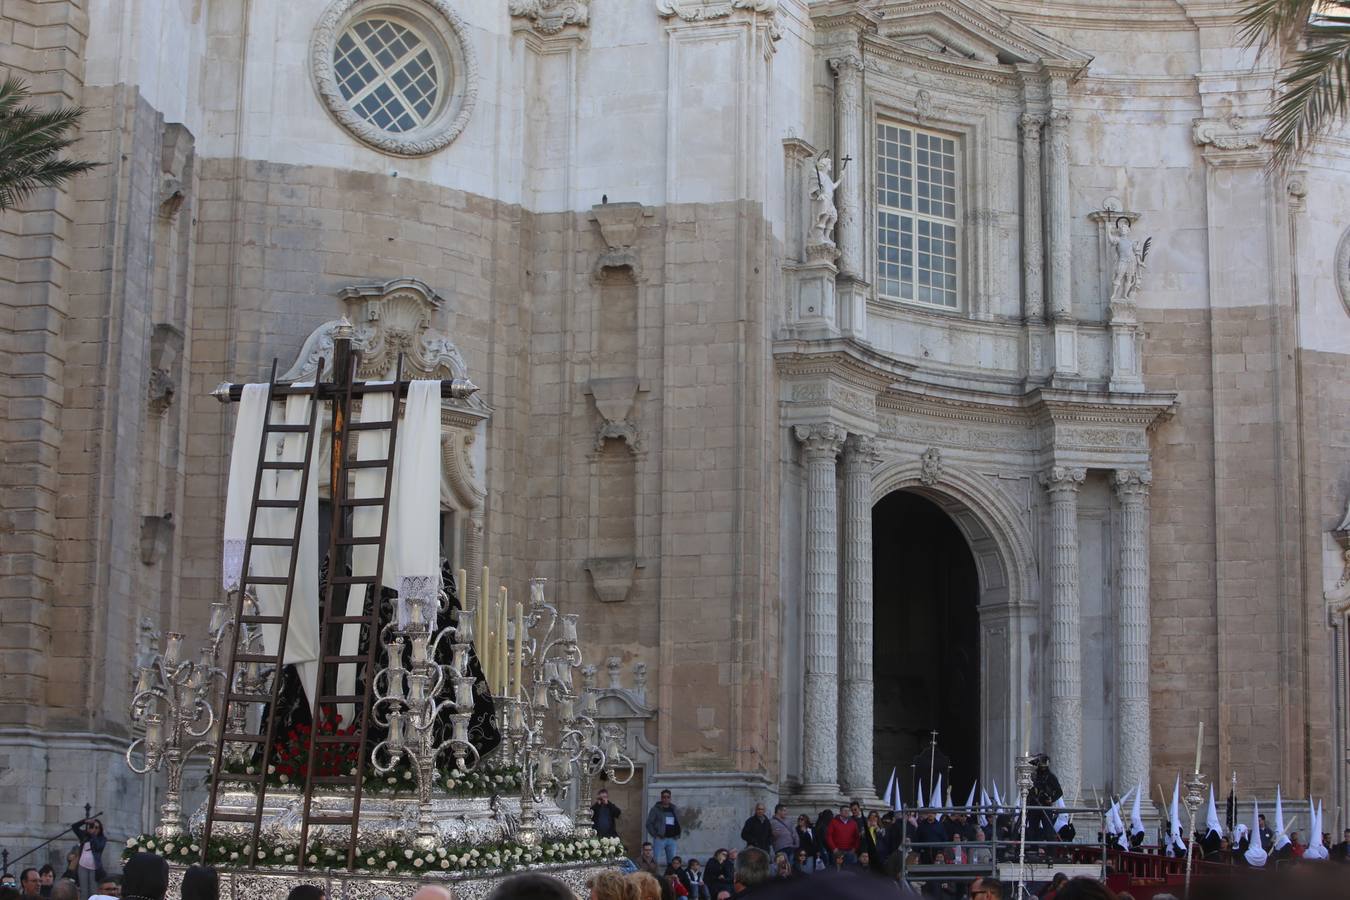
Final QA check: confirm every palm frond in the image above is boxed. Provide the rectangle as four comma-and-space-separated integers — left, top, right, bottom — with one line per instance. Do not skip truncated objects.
0, 76, 99, 211
1239, 0, 1318, 49
1266, 25, 1350, 171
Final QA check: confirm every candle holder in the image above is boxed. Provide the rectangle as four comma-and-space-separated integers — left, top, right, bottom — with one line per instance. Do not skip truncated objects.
126, 600, 235, 840
371, 588, 478, 850
1183, 771, 1205, 898
500, 578, 636, 843
1014, 753, 1036, 900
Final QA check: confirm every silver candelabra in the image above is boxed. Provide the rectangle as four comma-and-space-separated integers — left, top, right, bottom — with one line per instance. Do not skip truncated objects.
1014, 753, 1036, 900
1182, 771, 1205, 899
126, 601, 234, 840
497, 578, 635, 846
371, 591, 480, 850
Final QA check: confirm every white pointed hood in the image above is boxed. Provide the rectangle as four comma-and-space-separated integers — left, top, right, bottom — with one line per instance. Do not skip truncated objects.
1053, 797, 1070, 833
1305, 800, 1329, 860
1130, 781, 1146, 837
1169, 777, 1186, 853
979, 787, 991, 828
1206, 785, 1224, 839
1245, 800, 1268, 867
964, 781, 978, 812
1273, 785, 1290, 851
932, 774, 944, 820
883, 768, 899, 811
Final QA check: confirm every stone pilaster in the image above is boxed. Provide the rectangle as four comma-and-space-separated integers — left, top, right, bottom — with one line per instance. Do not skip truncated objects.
828, 55, 864, 283
1046, 109, 1072, 320
1040, 465, 1085, 802
1113, 469, 1152, 792
795, 423, 846, 794
839, 434, 880, 798
1019, 113, 1045, 322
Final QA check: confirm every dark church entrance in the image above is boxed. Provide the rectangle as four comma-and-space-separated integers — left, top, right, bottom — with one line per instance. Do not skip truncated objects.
872, 490, 981, 806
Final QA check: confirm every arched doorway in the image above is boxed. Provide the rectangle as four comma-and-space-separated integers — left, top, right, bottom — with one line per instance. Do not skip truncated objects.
872, 490, 981, 804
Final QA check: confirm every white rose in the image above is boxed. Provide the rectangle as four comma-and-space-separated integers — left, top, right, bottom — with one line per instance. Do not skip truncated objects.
230, 852, 239, 861
440, 859, 449, 869
191, 844, 200, 852
246, 766, 256, 775
378, 850, 387, 859
386, 861, 397, 870
279, 774, 289, 784
437, 848, 447, 858
267, 765, 276, 774
367, 857, 376, 866
403, 771, 412, 780
387, 776, 397, 785
308, 855, 318, 864
404, 849, 414, 860
459, 855, 470, 865
413, 859, 424, 868
257, 849, 267, 859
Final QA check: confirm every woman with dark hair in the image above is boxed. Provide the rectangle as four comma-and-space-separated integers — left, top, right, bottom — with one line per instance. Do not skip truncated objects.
179, 866, 219, 900
69, 818, 106, 897
794, 814, 817, 868
813, 809, 834, 868
121, 852, 169, 900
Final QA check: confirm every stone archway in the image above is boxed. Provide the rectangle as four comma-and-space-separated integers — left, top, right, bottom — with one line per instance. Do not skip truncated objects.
872, 489, 981, 804
869, 463, 1035, 798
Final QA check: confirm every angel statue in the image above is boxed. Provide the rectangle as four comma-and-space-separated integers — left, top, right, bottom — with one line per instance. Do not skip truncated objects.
810, 151, 849, 247
1108, 217, 1151, 302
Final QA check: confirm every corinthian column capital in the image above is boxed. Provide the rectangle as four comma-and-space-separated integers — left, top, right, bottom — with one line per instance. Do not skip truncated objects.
1111, 468, 1152, 500
794, 423, 846, 459
828, 53, 863, 78
1040, 466, 1086, 493
1019, 112, 1046, 133
846, 433, 882, 465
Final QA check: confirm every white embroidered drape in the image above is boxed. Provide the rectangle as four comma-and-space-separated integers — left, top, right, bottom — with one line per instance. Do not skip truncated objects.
222, 384, 269, 591
334, 380, 442, 720
252, 390, 321, 704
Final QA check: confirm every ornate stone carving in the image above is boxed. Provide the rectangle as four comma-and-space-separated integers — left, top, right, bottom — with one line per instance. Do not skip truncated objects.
1107, 217, 1152, 304
510, 0, 589, 34
827, 55, 864, 280
839, 434, 881, 797
1040, 465, 1084, 803
656, 0, 776, 20
1046, 110, 1072, 320
589, 201, 648, 280
919, 447, 943, 486
1020, 113, 1046, 321
585, 557, 639, 604
139, 513, 174, 566
1192, 114, 1263, 151
310, 0, 478, 157
794, 423, 845, 790
809, 152, 848, 249
1112, 469, 1151, 790
915, 88, 933, 123
587, 377, 643, 453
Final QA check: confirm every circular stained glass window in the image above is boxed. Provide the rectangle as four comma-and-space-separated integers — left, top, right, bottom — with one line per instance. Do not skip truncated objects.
312, 0, 477, 157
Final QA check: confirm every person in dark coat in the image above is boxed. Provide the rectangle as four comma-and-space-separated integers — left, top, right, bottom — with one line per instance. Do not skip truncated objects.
741, 803, 773, 853
813, 809, 834, 866
591, 788, 622, 839
794, 814, 818, 863
860, 812, 886, 874
705, 849, 734, 898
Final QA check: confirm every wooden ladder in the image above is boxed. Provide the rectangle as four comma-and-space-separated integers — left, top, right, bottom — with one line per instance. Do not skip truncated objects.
296, 355, 404, 870
202, 362, 322, 867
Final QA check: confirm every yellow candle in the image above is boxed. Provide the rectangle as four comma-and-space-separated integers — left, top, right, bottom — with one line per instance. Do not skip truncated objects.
1194, 721, 1204, 774
513, 602, 524, 700
499, 587, 509, 695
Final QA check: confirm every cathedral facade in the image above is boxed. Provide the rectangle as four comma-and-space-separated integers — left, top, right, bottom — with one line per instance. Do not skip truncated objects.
2, 0, 1349, 859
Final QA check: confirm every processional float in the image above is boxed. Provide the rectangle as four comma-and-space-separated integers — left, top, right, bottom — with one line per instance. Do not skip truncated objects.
124, 323, 632, 897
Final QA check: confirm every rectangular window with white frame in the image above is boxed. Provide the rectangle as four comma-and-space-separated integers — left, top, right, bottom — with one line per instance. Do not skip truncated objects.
875, 121, 960, 309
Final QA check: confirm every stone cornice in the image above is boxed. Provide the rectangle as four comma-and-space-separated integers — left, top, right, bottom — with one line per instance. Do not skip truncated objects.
772, 337, 917, 394
861, 34, 1019, 87
1028, 387, 1177, 430
868, 0, 1093, 66
807, 0, 881, 32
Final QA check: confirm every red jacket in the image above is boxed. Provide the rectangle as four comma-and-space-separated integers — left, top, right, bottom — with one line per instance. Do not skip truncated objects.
826, 815, 861, 853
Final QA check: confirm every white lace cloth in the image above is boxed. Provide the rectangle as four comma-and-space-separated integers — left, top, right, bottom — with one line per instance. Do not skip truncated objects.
252, 389, 321, 703
334, 381, 442, 718
222, 384, 268, 590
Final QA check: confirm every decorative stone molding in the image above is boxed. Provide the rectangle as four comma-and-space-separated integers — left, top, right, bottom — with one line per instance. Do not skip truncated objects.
585, 558, 640, 604
1192, 114, 1263, 151
139, 513, 174, 566
919, 447, 943, 486
1020, 113, 1046, 322
148, 323, 183, 416
310, 0, 478, 157
869, 0, 1092, 69
657, 0, 776, 20
1046, 109, 1073, 322
587, 377, 643, 453
510, 0, 589, 35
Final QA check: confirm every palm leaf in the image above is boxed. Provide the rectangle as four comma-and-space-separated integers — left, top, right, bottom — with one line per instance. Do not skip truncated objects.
0, 75, 99, 211
1266, 24, 1350, 171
